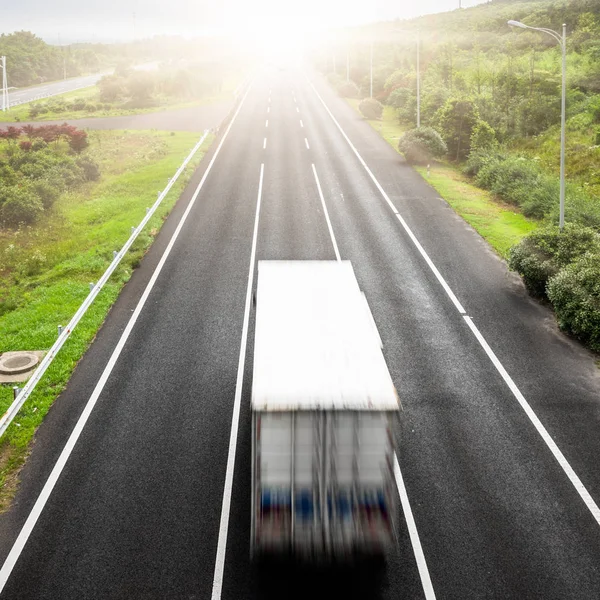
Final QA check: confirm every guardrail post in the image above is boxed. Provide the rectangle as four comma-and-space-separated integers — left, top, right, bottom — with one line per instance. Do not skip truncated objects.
146, 207, 150, 214
131, 226, 136, 234
113, 250, 118, 259
13, 386, 20, 401
58, 325, 63, 336
89, 282, 95, 292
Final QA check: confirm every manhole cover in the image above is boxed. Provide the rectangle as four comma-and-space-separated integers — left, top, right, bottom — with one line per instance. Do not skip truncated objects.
0, 352, 39, 375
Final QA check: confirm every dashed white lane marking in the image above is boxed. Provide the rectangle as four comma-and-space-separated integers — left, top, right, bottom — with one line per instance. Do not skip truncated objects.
0, 86, 253, 596
308, 75, 600, 534
296, 106, 300, 113
394, 456, 437, 600
305, 138, 310, 150
307, 79, 465, 315
311, 164, 341, 262
464, 316, 600, 527
211, 164, 265, 600
300, 120, 304, 128
312, 160, 435, 597
265, 120, 268, 128
267, 107, 270, 113
263, 138, 267, 150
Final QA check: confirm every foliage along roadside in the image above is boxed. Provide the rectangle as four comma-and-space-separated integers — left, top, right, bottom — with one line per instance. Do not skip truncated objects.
0, 130, 213, 510
0, 124, 96, 228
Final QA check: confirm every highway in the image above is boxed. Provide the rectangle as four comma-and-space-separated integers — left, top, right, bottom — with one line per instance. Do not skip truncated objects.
5, 63, 158, 108
1, 64, 600, 599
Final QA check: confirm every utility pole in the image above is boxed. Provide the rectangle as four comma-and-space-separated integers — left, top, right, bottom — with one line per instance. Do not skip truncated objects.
1, 56, 9, 112
346, 47, 349, 82
416, 30, 421, 127
370, 41, 373, 98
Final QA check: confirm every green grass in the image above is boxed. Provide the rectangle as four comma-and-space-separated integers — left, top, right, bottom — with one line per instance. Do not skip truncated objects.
3, 73, 242, 123
343, 97, 537, 257
415, 165, 538, 257
0, 129, 214, 509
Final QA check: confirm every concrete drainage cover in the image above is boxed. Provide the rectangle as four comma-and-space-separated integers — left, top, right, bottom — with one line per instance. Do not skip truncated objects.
0, 351, 45, 383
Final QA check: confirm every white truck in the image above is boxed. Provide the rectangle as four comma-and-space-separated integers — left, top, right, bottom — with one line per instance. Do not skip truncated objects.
251, 260, 400, 560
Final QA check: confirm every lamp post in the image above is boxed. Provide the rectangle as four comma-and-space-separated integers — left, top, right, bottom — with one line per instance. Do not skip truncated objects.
1, 56, 9, 112
369, 40, 373, 98
508, 19, 567, 229
393, 29, 421, 128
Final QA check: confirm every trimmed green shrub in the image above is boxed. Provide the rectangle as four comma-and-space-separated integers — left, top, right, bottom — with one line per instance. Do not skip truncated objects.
547, 251, 600, 351
358, 98, 384, 120
0, 186, 44, 226
509, 224, 600, 298
399, 127, 447, 164
337, 80, 361, 99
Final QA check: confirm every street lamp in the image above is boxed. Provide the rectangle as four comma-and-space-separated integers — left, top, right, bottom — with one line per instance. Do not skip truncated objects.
393, 29, 421, 128
0, 56, 9, 112
508, 19, 567, 229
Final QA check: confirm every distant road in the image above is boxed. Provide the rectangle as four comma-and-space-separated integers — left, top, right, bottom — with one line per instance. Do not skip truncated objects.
6, 62, 159, 108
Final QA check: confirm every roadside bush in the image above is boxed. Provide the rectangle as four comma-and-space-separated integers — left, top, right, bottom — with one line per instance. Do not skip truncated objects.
547, 251, 600, 351
19, 140, 32, 152
475, 155, 555, 217
508, 224, 600, 298
398, 127, 447, 164
32, 179, 61, 209
463, 149, 506, 178
358, 98, 384, 120
76, 156, 101, 181
337, 80, 361, 99
0, 186, 44, 226
31, 139, 48, 151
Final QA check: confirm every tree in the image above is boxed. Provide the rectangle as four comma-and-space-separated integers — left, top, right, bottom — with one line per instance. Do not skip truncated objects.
434, 98, 480, 161
470, 120, 497, 154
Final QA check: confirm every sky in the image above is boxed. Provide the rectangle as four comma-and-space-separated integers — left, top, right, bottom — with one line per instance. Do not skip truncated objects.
1, 0, 490, 44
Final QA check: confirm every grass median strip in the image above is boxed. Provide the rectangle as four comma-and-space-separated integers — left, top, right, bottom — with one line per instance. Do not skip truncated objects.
344, 97, 537, 256
0, 129, 214, 510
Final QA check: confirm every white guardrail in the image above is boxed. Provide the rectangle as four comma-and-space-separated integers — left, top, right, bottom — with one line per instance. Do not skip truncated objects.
0, 129, 210, 438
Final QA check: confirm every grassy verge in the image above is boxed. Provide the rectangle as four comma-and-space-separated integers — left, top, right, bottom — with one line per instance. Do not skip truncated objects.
3, 74, 241, 123
415, 166, 538, 257
344, 97, 537, 256
0, 129, 214, 510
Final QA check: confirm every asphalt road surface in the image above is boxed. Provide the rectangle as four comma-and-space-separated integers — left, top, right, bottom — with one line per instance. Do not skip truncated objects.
1, 64, 600, 599
5, 63, 158, 108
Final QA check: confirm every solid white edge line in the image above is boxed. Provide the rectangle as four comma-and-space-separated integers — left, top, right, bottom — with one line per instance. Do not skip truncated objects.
211, 164, 264, 600
463, 316, 600, 526
307, 77, 466, 315
311, 164, 341, 262
305, 138, 310, 150
394, 455, 437, 600
0, 85, 253, 595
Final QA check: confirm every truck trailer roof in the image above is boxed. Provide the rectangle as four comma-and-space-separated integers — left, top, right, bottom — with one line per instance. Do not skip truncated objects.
251, 260, 399, 412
